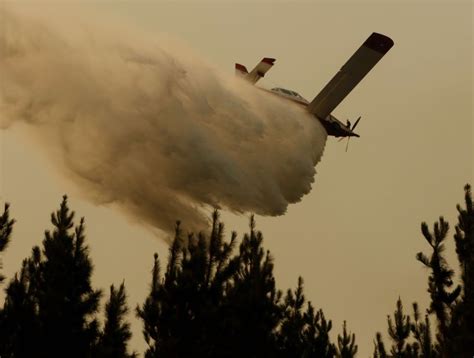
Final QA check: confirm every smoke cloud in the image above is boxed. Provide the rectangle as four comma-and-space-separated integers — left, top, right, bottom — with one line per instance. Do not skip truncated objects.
0, 9, 327, 236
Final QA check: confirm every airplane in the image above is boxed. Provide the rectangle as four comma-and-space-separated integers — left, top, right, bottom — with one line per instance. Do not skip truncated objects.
235, 32, 394, 147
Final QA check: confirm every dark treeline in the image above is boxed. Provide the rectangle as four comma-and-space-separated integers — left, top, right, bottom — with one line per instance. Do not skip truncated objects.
0, 184, 472, 358
373, 184, 474, 358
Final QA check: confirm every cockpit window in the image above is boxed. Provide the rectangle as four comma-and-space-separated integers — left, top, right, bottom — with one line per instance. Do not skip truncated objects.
271, 88, 308, 103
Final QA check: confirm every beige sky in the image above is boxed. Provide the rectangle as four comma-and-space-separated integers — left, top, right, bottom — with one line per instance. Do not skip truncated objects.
1, 1, 472, 356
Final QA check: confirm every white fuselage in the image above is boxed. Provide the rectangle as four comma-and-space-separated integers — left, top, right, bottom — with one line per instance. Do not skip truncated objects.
264, 87, 357, 138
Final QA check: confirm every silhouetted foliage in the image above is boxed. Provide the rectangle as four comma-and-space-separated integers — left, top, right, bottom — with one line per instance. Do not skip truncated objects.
387, 298, 412, 356
223, 214, 282, 357
1, 185, 472, 357
417, 217, 460, 351
33, 196, 102, 358
277, 277, 338, 357
299, 306, 336, 357
0, 203, 15, 283
373, 331, 388, 358
137, 212, 242, 357
337, 321, 358, 358
410, 302, 437, 358
0, 258, 40, 358
374, 298, 439, 358
0, 196, 121, 358
0, 202, 346, 357
277, 277, 307, 355
137, 210, 342, 358
448, 184, 474, 357
96, 282, 136, 358
374, 184, 473, 358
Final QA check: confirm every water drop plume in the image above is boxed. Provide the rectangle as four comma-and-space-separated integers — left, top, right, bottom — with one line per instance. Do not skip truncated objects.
0, 8, 327, 237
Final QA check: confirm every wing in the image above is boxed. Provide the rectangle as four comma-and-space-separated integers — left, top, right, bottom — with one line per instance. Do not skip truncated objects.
235, 57, 275, 84
307, 33, 394, 119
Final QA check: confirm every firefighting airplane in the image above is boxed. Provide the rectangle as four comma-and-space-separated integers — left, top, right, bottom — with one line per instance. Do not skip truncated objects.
235, 32, 394, 146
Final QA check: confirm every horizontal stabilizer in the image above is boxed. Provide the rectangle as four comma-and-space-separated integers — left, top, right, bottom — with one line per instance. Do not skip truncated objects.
307, 32, 394, 119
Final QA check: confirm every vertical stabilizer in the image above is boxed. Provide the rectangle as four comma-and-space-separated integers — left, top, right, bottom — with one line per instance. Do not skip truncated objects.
235, 58, 276, 84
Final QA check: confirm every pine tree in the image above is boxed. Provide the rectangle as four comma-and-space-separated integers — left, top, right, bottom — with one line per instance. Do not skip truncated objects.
137, 211, 344, 358
137, 211, 240, 358
336, 321, 358, 358
0, 198, 107, 357
0, 203, 37, 358
277, 277, 338, 357
96, 282, 136, 358
0, 257, 40, 358
374, 184, 473, 358
454, 185, 474, 292
387, 298, 411, 357
300, 305, 337, 358
223, 214, 282, 357
136, 253, 162, 358
373, 332, 388, 358
0, 203, 15, 283
416, 217, 460, 352
410, 303, 438, 358
372, 299, 437, 358
446, 184, 474, 357
278, 277, 307, 356
35, 196, 102, 358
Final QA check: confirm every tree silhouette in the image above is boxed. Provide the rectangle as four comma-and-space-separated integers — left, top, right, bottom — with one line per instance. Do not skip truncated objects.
373, 298, 439, 358
300, 306, 337, 357
410, 302, 437, 358
278, 277, 307, 356
374, 298, 414, 358
137, 211, 344, 358
0, 196, 103, 357
387, 298, 412, 357
0, 257, 40, 358
0, 203, 15, 283
0, 203, 38, 358
137, 211, 241, 357
373, 331, 388, 358
445, 184, 474, 357
374, 184, 473, 358
21, 192, 474, 357
136, 252, 162, 358
96, 282, 136, 358
417, 217, 460, 351
337, 321, 358, 358
223, 214, 282, 357
277, 277, 339, 357
34, 196, 102, 358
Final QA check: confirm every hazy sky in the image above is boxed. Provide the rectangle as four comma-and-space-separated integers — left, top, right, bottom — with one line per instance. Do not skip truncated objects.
1, 1, 472, 356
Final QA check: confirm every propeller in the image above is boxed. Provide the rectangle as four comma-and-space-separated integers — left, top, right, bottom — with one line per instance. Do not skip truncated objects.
338, 116, 361, 152
352, 116, 361, 131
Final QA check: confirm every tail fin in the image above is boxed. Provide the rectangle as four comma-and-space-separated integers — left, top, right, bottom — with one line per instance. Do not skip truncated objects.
246, 57, 275, 83
235, 63, 249, 77
307, 33, 394, 119
235, 58, 276, 84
